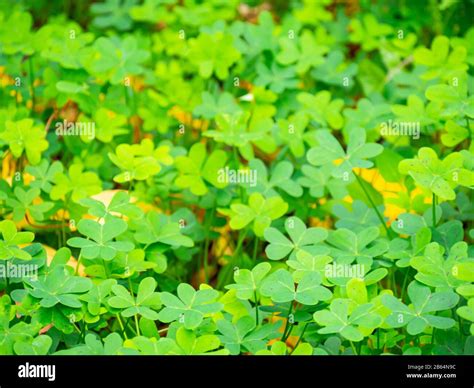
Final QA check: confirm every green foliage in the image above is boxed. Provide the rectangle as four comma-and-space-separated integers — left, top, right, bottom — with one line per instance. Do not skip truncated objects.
0, 0, 472, 357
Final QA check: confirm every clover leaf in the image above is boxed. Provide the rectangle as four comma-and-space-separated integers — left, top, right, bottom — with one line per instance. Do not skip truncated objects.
50, 163, 102, 203
82, 36, 149, 84
172, 326, 228, 355
91, 0, 136, 31
0, 10, 34, 55
0, 119, 48, 165
385, 227, 432, 268
108, 277, 161, 320
307, 128, 383, 178
80, 191, 143, 220
203, 112, 265, 150
413, 35, 468, 81
222, 193, 288, 237
108, 139, 173, 183
298, 91, 344, 129
311, 50, 358, 86
264, 216, 327, 261
13, 335, 52, 355
81, 108, 128, 143
277, 112, 308, 158
349, 14, 393, 51
25, 266, 92, 309
25, 160, 63, 194
398, 147, 474, 201
313, 299, 383, 341
157, 283, 223, 329
425, 83, 474, 119
226, 262, 271, 300
325, 227, 388, 266
187, 32, 240, 80
133, 211, 194, 248
248, 159, 303, 198
441, 120, 470, 147
217, 316, 277, 355
68, 217, 134, 260
6, 187, 53, 222
456, 298, 474, 335
382, 281, 459, 335
55, 333, 129, 355
332, 200, 383, 232
193, 91, 241, 119
286, 251, 332, 283
175, 142, 228, 196
410, 241, 470, 288
80, 279, 117, 316
298, 164, 350, 199
260, 269, 332, 305
276, 30, 328, 74
0, 220, 34, 261
255, 62, 298, 93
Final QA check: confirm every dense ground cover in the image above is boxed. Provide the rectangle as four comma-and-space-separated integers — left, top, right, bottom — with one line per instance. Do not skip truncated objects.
0, 0, 473, 356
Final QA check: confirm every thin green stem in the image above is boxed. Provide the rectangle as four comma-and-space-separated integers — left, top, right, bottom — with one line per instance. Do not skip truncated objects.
350, 341, 358, 355
290, 323, 308, 354
103, 259, 110, 278
74, 252, 82, 276
203, 209, 215, 284
254, 290, 259, 325
282, 325, 294, 342
252, 237, 258, 261
432, 193, 437, 228
72, 321, 81, 334
390, 268, 397, 297
134, 314, 141, 336
281, 302, 293, 341
400, 268, 411, 302
116, 314, 128, 340
128, 277, 135, 297
354, 173, 391, 236
28, 55, 35, 112
233, 228, 248, 260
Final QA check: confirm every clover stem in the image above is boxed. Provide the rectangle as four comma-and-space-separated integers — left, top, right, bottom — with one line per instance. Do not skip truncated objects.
354, 173, 391, 236
432, 193, 436, 228
128, 277, 134, 297
281, 302, 293, 341
74, 252, 82, 276
390, 268, 397, 297
350, 341, 358, 355
72, 321, 81, 334
252, 237, 258, 261
62, 195, 71, 248
283, 325, 294, 343
203, 209, 215, 284
103, 259, 110, 278
28, 55, 35, 112
134, 314, 141, 336
289, 322, 308, 354
116, 314, 128, 340
233, 227, 248, 260
400, 268, 411, 303
254, 290, 259, 325
125, 317, 137, 335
